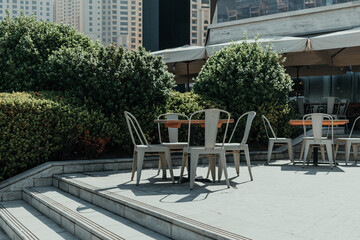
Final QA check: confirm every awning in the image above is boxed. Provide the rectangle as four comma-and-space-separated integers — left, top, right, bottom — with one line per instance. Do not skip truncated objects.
309, 28, 360, 51
151, 45, 206, 63
206, 36, 308, 56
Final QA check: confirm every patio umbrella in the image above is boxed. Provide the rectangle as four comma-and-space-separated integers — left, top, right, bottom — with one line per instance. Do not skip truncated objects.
151, 45, 207, 90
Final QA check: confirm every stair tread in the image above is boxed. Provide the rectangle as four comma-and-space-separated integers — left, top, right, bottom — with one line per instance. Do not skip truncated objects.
28, 186, 169, 240
0, 200, 78, 240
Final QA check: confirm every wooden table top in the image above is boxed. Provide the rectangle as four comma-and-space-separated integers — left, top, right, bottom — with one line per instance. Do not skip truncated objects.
289, 119, 349, 126
154, 119, 234, 128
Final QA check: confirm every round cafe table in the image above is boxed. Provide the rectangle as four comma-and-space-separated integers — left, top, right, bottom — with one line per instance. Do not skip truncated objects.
154, 118, 234, 182
289, 119, 349, 165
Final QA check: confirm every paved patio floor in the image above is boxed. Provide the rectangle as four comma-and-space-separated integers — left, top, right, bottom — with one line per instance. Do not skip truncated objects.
62, 160, 360, 240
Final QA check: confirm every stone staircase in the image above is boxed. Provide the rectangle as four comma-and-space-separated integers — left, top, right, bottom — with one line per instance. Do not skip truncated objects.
0, 159, 251, 240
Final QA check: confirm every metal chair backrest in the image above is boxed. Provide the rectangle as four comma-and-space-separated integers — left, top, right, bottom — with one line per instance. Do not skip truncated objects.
349, 116, 360, 138
262, 115, 277, 139
303, 113, 333, 142
322, 96, 340, 115
124, 111, 149, 146
157, 113, 189, 143
337, 98, 350, 117
188, 109, 230, 149
229, 111, 256, 145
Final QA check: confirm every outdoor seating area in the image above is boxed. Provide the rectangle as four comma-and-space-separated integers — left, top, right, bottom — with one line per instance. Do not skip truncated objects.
297, 96, 350, 119
125, 109, 359, 191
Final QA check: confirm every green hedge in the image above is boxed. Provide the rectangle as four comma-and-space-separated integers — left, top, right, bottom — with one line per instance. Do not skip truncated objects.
0, 92, 117, 181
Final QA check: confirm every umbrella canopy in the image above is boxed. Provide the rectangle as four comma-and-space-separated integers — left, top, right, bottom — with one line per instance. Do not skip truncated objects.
151, 45, 207, 87
151, 45, 206, 63
206, 36, 308, 56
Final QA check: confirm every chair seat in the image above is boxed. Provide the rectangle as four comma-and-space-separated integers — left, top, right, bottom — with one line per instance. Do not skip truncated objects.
337, 138, 360, 143
215, 143, 246, 151
303, 137, 327, 140
269, 138, 292, 143
183, 146, 225, 153
135, 144, 169, 152
161, 142, 188, 148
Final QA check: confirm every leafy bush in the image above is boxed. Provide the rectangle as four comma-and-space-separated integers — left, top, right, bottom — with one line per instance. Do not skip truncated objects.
44, 45, 175, 152
193, 40, 296, 144
0, 13, 95, 92
0, 92, 117, 181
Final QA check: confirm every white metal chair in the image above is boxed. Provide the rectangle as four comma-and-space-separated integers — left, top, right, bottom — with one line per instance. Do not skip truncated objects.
299, 115, 327, 164
179, 109, 231, 189
337, 98, 350, 119
301, 113, 335, 168
157, 113, 189, 176
207, 111, 256, 181
322, 96, 340, 118
262, 115, 293, 164
335, 116, 360, 165
124, 111, 175, 185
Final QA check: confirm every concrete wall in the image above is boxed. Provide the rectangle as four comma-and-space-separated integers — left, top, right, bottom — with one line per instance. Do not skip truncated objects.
207, 1, 360, 45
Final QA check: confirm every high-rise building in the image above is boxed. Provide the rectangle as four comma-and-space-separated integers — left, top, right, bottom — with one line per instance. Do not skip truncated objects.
0, 0, 55, 22
56, 0, 142, 51
190, 0, 210, 46
143, 0, 190, 51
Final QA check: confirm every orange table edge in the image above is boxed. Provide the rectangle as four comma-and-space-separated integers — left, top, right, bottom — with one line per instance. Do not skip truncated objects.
289, 119, 349, 126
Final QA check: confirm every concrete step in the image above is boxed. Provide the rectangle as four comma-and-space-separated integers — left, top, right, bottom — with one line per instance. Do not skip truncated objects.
0, 200, 77, 240
54, 173, 250, 240
23, 186, 169, 240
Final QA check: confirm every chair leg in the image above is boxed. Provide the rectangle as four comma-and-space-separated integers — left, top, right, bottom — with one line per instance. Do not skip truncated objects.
233, 151, 240, 176
267, 141, 274, 164
190, 153, 199, 190
334, 141, 340, 162
287, 141, 293, 164
217, 154, 223, 181
219, 151, 230, 188
159, 153, 167, 179
165, 150, 175, 184
307, 146, 313, 165
320, 146, 326, 162
206, 155, 216, 181
325, 143, 334, 169
244, 146, 253, 181
131, 151, 137, 181
157, 158, 161, 175
179, 152, 188, 182
353, 144, 359, 164
136, 150, 145, 185
303, 143, 310, 168
345, 142, 351, 166
299, 140, 305, 163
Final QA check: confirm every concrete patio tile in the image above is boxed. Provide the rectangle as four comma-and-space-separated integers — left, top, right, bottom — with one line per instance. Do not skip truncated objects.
57, 161, 360, 240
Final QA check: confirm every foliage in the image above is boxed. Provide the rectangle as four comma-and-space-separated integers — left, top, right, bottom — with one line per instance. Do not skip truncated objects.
193, 40, 296, 143
0, 12, 95, 92
0, 92, 117, 181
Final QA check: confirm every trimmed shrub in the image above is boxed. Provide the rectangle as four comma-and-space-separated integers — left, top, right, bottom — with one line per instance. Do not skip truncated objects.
0, 92, 117, 181
44, 45, 176, 152
0, 13, 95, 92
193, 40, 297, 144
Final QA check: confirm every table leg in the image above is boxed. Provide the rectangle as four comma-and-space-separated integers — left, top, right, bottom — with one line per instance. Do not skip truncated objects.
313, 146, 318, 166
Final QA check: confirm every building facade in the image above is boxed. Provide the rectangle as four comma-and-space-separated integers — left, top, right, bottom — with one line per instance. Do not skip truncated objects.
207, 0, 360, 104
56, 0, 142, 51
190, 0, 210, 46
0, 0, 55, 22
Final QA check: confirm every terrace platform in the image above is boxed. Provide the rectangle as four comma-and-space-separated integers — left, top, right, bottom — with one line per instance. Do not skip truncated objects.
54, 161, 360, 239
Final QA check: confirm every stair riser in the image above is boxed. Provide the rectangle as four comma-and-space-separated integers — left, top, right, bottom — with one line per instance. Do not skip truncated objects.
23, 190, 112, 240
54, 177, 236, 240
